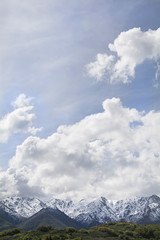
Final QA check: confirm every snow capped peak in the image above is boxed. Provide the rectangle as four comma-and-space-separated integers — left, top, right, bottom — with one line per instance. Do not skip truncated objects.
149, 194, 160, 201
94, 196, 107, 204
0, 196, 46, 218
112, 195, 160, 223
1, 194, 160, 225
46, 198, 76, 218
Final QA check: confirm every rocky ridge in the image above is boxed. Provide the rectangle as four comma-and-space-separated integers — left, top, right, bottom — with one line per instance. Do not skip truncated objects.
1, 195, 160, 226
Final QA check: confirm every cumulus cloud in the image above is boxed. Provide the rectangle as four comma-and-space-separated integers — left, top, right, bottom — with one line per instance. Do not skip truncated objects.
0, 168, 18, 198
86, 54, 115, 81
0, 98, 159, 200
0, 94, 41, 143
86, 27, 160, 84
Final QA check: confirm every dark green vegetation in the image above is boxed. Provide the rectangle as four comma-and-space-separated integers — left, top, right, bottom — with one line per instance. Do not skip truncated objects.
1, 222, 160, 239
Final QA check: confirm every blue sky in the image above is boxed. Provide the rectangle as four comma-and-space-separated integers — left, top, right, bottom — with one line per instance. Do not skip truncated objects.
0, 0, 160, 200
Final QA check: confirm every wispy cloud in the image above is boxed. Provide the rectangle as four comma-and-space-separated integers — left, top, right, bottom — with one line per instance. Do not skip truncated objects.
0, 98, 159, 200
0, 94, 41, 143
86, 27, 160, 84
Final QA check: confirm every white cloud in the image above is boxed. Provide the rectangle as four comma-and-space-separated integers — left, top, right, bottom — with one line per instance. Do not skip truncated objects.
12, 94, 33, 108
0, 98, 159, 200
0, 94, 41, 143
0, 168, 18, 198
154, 61, 160, 87
86, 54, 115, 81
86, 27, 160, 84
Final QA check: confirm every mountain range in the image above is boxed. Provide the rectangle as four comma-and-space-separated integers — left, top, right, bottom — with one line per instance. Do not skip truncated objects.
0, 194, 160, 230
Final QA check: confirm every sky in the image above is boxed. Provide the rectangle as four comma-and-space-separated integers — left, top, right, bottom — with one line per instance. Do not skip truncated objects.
0, 0, 160, 201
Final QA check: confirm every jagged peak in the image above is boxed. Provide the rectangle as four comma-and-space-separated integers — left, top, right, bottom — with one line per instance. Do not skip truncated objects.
2, 195, 41, 202
149, 194, 160, 200
1, 194, 160, 224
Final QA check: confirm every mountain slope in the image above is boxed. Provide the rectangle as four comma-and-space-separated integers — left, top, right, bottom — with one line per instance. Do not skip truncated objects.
1, 194, 160, 229
114, 195, 160, 224
75, 197, 117, 227
47, 195, 160, 226
0, 196, 46, 218
0, 208, 16, 231
19, 208, 83, 230
46, 198, 75, 217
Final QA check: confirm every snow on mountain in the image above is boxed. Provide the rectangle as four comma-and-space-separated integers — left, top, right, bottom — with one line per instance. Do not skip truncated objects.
113, 195, 160, 223
46, 197, 113, 223
0, 200, 20, 219
74, 197, 117, 226
1, 195, 160, 225
46, 198, 75, 217
45, 198, 94, 219
0, 196, 46, 218
46, 195, 160, 225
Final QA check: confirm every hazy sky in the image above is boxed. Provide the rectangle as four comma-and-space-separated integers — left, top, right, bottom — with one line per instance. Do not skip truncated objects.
0, 0, 160, 200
